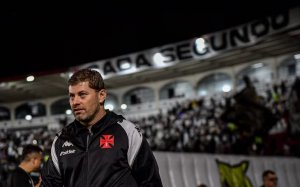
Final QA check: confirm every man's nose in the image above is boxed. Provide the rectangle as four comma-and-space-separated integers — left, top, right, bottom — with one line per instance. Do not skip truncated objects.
72, 96, 81, 105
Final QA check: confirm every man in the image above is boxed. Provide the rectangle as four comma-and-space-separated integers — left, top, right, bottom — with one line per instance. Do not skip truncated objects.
261, 170, 278, 187
41, 69, 163, 187
7, 144, 43, 187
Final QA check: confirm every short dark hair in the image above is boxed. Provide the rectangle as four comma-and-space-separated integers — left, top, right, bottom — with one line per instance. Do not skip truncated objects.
243, 75, 251, 86
21, 144, 43, 162
68, 69, 105, 91
262, 170, 276, 179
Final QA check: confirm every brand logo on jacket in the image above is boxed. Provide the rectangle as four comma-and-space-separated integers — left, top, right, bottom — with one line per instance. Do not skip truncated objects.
62, 141, 74, 147
100, 135, 114, 149
60, 149, 76, 156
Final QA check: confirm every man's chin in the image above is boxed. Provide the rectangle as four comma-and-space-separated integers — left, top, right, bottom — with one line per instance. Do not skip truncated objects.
75, 116, 85, 122
75, 116, 90, 123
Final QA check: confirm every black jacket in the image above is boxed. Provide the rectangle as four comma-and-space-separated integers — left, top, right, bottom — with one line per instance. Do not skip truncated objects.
7, 167, 34, 187
41, 111, 163, 187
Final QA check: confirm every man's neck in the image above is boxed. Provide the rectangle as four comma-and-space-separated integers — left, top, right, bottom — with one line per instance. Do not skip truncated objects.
19, 162, 31, 173
85, 109, 107, 129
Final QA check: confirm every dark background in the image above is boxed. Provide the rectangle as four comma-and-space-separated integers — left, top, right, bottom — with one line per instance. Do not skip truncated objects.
1, 1, 299, 81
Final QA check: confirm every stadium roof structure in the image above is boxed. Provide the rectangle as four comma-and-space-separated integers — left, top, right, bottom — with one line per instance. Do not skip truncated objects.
0, 2, 300, 103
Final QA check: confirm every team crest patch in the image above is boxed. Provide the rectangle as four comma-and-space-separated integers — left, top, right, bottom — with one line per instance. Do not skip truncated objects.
100, 135, 114, 149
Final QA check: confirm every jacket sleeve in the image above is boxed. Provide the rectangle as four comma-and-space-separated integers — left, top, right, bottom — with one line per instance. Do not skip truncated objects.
131, 137, 163, 187
41, 136, 63, 187
120, 119, 163, 187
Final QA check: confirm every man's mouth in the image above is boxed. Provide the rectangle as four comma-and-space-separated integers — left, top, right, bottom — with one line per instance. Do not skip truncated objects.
73, 109, 84, 114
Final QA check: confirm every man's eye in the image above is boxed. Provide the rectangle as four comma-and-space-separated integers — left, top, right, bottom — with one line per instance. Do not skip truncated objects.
79, 93, 87, 98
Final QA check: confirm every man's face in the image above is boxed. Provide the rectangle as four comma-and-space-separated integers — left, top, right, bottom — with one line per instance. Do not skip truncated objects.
69, 81, 105, 126
32, 153, 43, 171
263, 173, 278, 187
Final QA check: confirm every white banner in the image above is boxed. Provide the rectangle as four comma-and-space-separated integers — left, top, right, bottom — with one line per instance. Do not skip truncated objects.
72, 7, 300, 80
154, 152, 300, 187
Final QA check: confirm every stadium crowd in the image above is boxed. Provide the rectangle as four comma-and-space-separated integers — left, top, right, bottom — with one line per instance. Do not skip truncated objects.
132, 77, 300, 156
0, 76, 300, 184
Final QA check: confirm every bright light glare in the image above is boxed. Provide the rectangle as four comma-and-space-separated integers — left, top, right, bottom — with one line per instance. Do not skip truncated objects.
105, 104, 114, 111
222, 85, 231, 92
252, 63, 263, 69
120, 62, 131, 69
121, 104, 127, 110
199, 90, 207, 96
26, 75, 35, 82
65, 109, 72, 115
25, 115, 32, 120
195, 38, 205, 45
153, 53, 167, 64
0, 83, 7, 87
294, 54, 300, 59
33, 140, 37, 145
195, 38, 207, 53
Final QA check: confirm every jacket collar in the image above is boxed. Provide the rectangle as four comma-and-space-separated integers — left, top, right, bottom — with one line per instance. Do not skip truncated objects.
62, 111, 124, 148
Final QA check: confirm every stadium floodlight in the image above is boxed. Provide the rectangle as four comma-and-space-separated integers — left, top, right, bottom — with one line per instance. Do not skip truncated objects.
26, 75, 35, 82
120, 62, 131, 70
65, 109, 72, 115
252, 63, 263, 69
153, 52, 167, 65
199, 90, 207, 96
33, 140, 37, 145
195, 37, 207, 54
0, 82, 7, 87
121, 104, 127, 110
25, 114, 32, 120
222, 84, 231, 92
294, 54, 300, 60
105, 104, 114, 111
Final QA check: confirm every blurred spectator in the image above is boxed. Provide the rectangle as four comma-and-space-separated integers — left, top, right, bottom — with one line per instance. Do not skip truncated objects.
261, 170, 278, 187
6, 144, 43, 187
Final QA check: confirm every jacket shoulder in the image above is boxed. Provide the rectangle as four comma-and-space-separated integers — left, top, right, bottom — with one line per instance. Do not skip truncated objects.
117, 119, 142, 137
117, 119, 143, 167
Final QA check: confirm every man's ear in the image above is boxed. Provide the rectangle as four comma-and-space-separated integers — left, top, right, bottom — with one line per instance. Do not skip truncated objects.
30, 157, 37, 165
98, 89, 107, 104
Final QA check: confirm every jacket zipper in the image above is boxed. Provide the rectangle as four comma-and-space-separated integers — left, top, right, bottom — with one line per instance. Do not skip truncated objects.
85, 130, 92, 187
